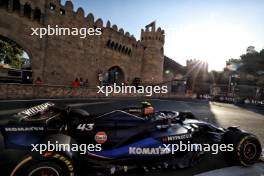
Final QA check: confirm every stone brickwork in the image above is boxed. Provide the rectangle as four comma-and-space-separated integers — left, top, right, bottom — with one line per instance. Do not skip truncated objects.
0, 0, 165, 86
0, 83, 99, 99
0, 83, 188, 99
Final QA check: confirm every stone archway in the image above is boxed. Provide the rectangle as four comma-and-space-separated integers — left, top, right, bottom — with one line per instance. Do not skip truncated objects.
107, 66, 124, 84
0, 35, 32, 64
0, 2, 44, 83
0, 35, 33, 83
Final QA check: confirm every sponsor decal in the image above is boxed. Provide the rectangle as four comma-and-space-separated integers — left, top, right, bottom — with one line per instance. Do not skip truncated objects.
95, 132, 107, 144
18, 102, 55, 117
162, 133, 192, 142
128, 108, 141, 113
5, 127, 44, 132
45, 153, 74, 172
76, 124, 94, 131
129, 146, 170, 155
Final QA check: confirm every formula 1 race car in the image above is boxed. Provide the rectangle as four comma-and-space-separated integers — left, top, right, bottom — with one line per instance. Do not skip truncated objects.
0, 101, 262, 176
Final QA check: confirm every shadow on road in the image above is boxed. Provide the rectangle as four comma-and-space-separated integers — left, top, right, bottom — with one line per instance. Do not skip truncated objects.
234, 104, 264, 116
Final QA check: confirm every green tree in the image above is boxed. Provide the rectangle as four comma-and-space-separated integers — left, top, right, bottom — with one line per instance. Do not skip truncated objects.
260, 49, 264, 55
209, 70, 229, 84
0, 39, 23, 68
226, 58, 241, 65
240, 49, 264, 75
238, 47, 264, 86
212, 47, 264, 86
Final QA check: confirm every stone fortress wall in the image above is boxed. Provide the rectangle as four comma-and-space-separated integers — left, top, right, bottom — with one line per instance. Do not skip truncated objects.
0, 0, 165, 86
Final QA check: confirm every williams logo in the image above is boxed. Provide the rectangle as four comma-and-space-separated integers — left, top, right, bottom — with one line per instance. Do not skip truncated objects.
5, 127, 44, 132
129, 147, 170, 155
162, 133, 192, 142
18, 102, 55, 117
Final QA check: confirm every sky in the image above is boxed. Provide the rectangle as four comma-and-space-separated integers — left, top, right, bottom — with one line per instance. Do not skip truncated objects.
61, 0, 264, 71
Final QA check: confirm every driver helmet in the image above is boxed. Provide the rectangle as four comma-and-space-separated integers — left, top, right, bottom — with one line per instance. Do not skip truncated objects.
141, 101, 154, 117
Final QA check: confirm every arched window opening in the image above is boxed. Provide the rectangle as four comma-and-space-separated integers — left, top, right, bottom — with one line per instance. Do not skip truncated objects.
106, 40, 111, 47
50, 3, 55, 11
121, 46, 126, 53
118, 45, 122, 52
0, 35, 32, 84
24, 3, 31, 18
13, 0, 20, 13
0, 0, 9, 9
34, 8, 41, 21
110, 42, 115, 49
128, 50, 132, 56
114, 43, 118, 50
60, 8, 65, 15
107, 66, 124, 84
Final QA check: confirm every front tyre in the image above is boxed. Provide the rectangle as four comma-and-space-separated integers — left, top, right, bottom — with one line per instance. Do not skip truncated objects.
222, 130, 262, 166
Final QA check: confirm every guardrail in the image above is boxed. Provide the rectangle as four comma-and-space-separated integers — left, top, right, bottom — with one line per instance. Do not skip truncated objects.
198, 95, 264, 106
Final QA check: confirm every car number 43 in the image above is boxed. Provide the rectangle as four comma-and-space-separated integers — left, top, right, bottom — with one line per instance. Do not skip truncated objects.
77, 124, 94, 131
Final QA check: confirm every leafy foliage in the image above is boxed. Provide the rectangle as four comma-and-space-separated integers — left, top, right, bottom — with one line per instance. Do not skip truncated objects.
209, 47, 264, 86
0, 39, 23, 68
240, 50, 264, 75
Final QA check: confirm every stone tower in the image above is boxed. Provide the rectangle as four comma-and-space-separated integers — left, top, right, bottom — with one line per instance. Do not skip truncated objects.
140, 22, 165, 84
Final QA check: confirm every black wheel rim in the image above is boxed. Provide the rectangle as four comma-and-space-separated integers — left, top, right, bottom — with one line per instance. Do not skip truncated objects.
28, 167, 59, 176
243, 141, 257, 160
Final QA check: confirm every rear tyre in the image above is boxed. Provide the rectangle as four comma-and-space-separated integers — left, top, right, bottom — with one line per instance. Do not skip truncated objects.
222, 129, 262, 166
27, 162, 64, 176
11, 153, 75, 176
